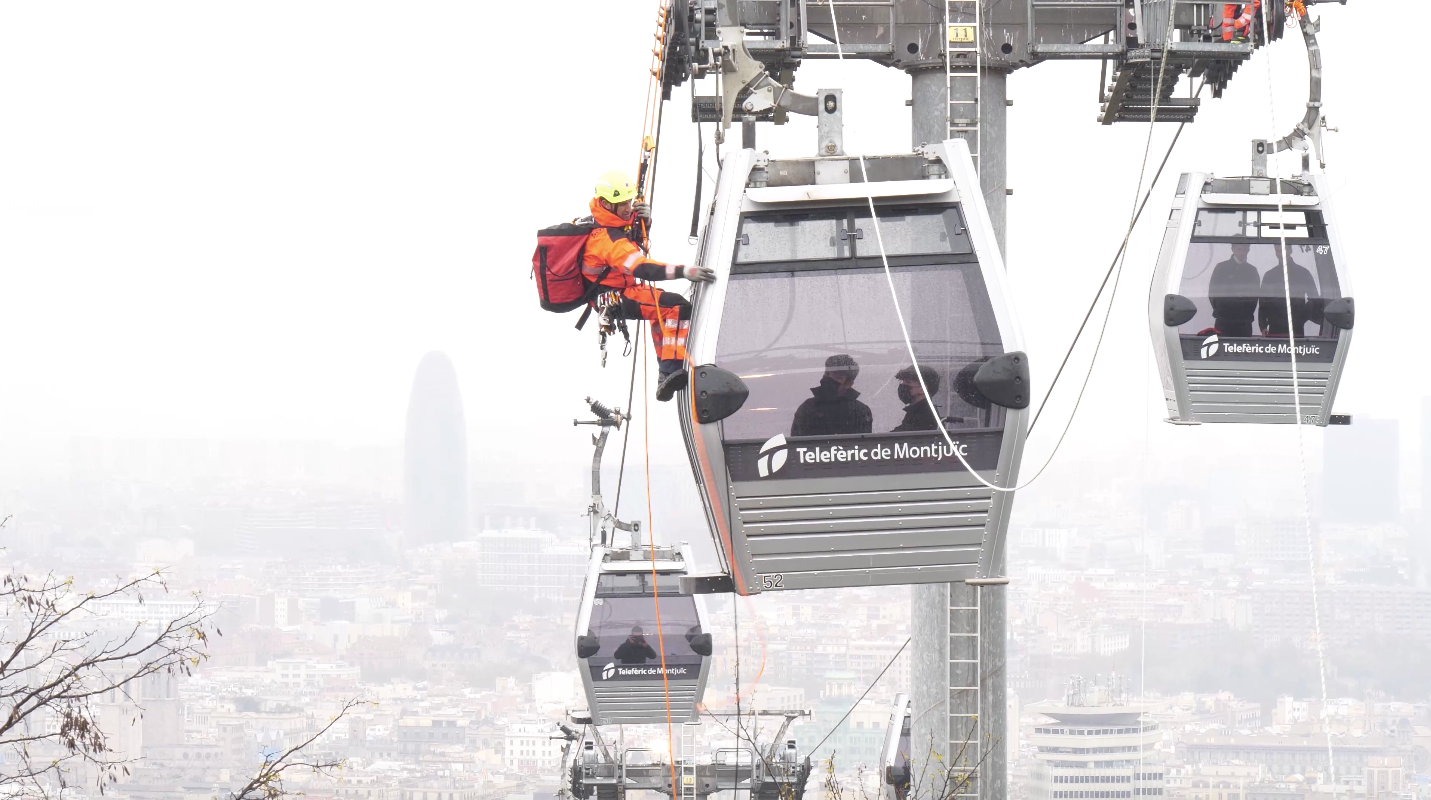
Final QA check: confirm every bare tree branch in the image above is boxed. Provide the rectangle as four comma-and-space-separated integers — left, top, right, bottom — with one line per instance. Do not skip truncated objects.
228, 697, 365, 800
0, 517, 215, 796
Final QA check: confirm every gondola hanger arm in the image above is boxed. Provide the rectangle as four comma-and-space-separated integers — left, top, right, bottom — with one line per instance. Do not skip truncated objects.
1252, 9, 1329, 174
715, 27, 818, 133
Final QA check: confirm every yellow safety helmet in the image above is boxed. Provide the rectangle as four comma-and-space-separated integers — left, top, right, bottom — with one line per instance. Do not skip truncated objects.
594, 170, 638, 205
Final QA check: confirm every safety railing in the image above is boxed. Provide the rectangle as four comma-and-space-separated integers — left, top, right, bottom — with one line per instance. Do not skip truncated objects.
1026, 0, 1125, 58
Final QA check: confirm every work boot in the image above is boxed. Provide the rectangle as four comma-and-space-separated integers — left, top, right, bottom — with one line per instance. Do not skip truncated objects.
656, 362, 689, 402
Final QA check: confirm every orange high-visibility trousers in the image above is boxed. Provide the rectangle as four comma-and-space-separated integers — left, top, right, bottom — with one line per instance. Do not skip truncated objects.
613, 284, 691, 363
1216, 1, 1258, 41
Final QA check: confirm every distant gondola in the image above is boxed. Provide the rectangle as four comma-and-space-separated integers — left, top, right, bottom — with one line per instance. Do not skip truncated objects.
574, 544, 712, 725
879, 693, 911, 800
1150, 173, 1353, 425
678, 139, 1029, 594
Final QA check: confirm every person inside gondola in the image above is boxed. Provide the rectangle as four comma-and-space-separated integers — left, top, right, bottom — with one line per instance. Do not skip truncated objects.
791, 354, 873, 436
892, 365, 945, 432
1257, 246, 1323, 337
1207, 242, 1261, 337
613, 626, 659, 664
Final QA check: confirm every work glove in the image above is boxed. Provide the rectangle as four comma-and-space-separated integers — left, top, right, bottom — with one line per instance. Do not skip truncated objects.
681, 266, 716, 283
632, 202, 652, 224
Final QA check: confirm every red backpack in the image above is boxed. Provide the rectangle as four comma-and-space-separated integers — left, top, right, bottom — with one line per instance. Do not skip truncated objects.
532, 221, 610, 313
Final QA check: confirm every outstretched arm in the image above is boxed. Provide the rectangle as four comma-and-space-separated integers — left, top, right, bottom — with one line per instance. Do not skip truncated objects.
632, 263, 715, 282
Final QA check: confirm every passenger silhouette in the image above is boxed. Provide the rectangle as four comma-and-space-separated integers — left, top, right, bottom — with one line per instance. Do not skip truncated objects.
1258, 246, 1323, 337
892, 365, 943, 432
1207, 242, 1261, 337
613, 626, 658, 665
791, 354, 873, 436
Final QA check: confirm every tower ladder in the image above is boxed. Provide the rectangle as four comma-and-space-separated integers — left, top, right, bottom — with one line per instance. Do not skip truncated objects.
948, 582, 982, 798
679, 721, 699, 800
945, 0, 982, 172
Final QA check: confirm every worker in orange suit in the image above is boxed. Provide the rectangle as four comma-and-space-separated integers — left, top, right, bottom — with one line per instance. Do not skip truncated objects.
582, 169, 715, 401
1215, 1, 1260, 43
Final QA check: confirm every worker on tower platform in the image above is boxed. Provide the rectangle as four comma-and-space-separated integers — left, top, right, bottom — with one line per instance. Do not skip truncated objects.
582, 169, 715, 401
1214, 1, 1260, 44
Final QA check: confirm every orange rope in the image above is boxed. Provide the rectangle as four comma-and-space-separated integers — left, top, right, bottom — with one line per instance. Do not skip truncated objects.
641, 332, 681, 798
629, 5, 680, 787
636, 3, 669, 203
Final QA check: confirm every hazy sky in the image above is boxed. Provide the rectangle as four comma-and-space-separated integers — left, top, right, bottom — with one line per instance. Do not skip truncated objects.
0, 4, 1407, 493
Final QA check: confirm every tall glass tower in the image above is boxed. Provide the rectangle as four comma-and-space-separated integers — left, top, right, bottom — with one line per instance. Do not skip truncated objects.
404, 351, 468, 543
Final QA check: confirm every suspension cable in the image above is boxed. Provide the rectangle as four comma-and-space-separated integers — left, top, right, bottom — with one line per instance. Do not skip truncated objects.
808, 637, 911, 756
1261, 2, 1335, 783
1028, 85, 1201, 436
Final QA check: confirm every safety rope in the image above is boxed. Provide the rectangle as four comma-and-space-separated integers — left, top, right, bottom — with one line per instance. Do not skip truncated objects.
733, 598, 745, 799
1261, 2, 1335, 783
611, 332, 641, 521
824, 0, 1175, 496
1134, 7, 1181, 778
640, 345, 682, 796
635, 0, 673, 251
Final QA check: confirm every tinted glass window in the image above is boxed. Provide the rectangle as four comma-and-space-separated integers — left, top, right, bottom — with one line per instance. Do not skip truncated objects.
735, 212, 849, 264
1177, 241, 1341, 339
852, 207, 972, 256
595, 572, 682, 596
585, 595, 703, 662
1194, 209, 1310, 238
714, 264, 1004, 442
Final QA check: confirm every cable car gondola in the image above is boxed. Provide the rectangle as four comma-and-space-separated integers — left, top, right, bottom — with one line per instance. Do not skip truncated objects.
879, 693, 911, 800
679, 139, 1029, 594
1149, 172, 1353, 426
575, 544, 712, 726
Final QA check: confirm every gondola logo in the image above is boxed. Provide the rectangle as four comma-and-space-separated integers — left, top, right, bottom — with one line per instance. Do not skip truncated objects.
757, 434, 789, 478
1200, 334, 1220, 359
601, 662, 617, 680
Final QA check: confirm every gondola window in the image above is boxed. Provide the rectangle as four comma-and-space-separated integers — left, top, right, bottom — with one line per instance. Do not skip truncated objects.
717, 207, 1003, 443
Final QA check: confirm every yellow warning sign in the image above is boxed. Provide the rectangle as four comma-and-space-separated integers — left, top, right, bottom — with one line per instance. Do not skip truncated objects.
948, 25, 976, 43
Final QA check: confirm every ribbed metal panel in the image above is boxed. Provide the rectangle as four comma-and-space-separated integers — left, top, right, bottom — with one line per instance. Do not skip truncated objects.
1185, 365, 1330, 422
733, 484, 993, 581
592, 681, 700, 725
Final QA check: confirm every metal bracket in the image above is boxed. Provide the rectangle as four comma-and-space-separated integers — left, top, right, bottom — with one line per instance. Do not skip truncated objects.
716, 26, 820, 135
965, 577, 1010, 586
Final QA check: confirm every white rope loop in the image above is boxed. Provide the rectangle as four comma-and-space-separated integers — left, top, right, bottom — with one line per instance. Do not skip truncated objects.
1261, 3, 1335, 784
823, 0, 1172, 494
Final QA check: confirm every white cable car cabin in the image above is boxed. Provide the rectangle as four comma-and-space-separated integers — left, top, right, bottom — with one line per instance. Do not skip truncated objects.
1150, 173, 1353, 426
879, 693, 911, 800
678, 139, 1029, 595
574, 544, 712, 726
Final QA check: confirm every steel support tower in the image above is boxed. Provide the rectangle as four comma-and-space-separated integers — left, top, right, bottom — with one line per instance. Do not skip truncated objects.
665, 3, 1274, 797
